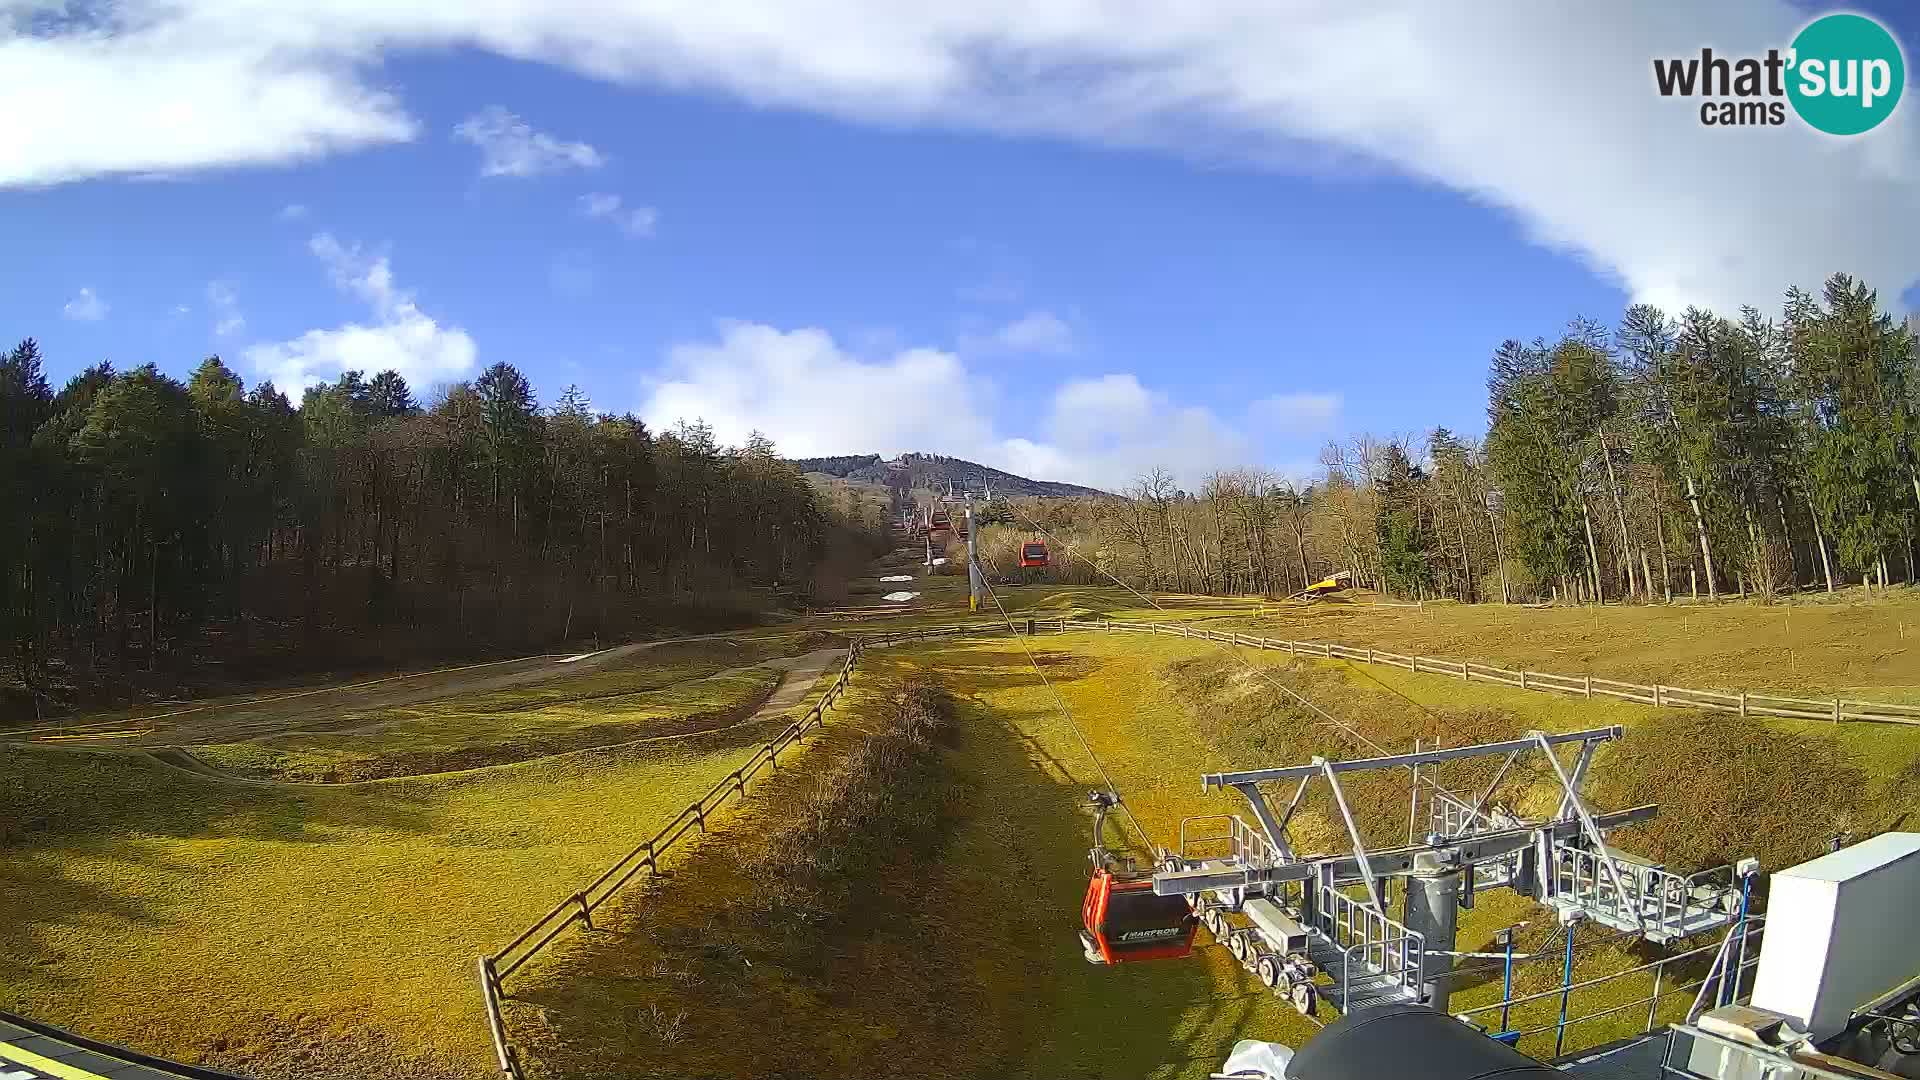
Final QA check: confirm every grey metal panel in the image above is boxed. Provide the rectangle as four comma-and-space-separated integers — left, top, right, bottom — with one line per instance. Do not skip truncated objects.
1243, 898, 1309, 953
101, 1064, 184, 1080
6, 1034, 93, 1059
1201, 726, 1624, 788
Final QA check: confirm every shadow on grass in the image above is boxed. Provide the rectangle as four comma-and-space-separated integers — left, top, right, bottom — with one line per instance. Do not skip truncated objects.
503, 657, 1249, 1080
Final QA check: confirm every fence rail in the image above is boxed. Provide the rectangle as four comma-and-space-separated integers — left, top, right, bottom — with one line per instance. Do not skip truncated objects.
1060, 619, 1920, 727
476, 617, 1065, 1078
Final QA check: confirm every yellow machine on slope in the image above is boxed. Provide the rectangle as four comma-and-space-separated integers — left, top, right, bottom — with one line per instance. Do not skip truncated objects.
1299, 570, 1352, 601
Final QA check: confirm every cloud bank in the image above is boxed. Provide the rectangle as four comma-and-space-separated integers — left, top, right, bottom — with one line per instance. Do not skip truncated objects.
642, 321, 1333, 491
6, 3, 1919, 310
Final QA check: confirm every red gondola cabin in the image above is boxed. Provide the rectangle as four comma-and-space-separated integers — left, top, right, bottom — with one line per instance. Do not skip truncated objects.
1019, 541, 1049, 569
1080, 868, 1198, 964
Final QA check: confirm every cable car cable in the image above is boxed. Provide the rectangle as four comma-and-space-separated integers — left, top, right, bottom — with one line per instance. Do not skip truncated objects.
973, 546, 1156, 854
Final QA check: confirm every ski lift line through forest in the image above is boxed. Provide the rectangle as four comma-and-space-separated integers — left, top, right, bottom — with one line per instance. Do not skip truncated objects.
1003, 506, 1477, 807
974, 547, 1155, 854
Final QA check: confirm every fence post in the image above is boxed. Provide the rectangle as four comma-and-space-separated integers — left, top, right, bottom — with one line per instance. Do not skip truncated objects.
1411, 655, 1420, 674
1654, 684, 1663, 707
1584, 674, 1592, 699
1648, 962, 1664, 1032
1556, 924, 1577, 1057
1520, 671, 1529, 690
1460, 660, 1469, 681
576, 892, 593, 931
1738, 692, 1747, 718
766, 742, 778, 769
694, 802, 706, 833
1833, 698, 1842, 725
1366, 648, 1374, 664
1289, 639, 1298, 655
642, 842, 657, 874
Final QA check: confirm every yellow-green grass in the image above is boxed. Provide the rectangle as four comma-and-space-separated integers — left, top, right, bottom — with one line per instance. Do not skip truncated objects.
503, 644, 1288, 1080
763, 630, 1914, 1068
996, 629, 1918, 1060
190, 665, 782, 782
0, 678, 849, 1080
1227, 588, 1920, 701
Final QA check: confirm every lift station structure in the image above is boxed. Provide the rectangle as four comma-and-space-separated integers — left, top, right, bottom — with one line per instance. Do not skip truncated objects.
1085, 725, 1757, 1019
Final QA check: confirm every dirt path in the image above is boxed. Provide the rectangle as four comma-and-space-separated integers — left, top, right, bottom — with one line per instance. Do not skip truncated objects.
129, 648, 849, 789
12, 634, 745, 748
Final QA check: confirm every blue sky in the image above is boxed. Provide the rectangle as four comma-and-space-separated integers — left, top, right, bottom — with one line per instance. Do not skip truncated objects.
5, 2, 1919, 489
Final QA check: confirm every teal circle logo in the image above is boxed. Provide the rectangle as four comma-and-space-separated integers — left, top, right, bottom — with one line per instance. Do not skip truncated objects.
1788, 13, 1904, 135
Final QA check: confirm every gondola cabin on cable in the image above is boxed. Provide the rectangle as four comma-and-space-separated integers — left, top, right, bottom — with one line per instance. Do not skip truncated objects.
1019, 541, 1050, 569
1078, 792, 1197, 965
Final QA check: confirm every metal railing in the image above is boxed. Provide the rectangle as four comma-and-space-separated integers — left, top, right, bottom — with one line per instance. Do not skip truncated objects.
1549, 847, 1739, 941
476, 617, 1065, 1078
1453, 918, 1764, 1060
1179, 814, 1282, 874
1315, 883, 1424, 1007
1060, 619, 1920, 726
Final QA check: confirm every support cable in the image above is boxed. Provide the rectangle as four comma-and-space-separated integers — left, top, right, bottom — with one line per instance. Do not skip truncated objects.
974, 546, 1155, 854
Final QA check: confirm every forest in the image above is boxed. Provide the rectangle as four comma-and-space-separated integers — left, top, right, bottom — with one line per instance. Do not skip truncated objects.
0, 351, 887, 715
1003, 274, 1920, 605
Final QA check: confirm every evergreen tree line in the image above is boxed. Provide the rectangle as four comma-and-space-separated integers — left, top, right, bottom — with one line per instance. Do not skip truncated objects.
0, 348, 885, 711
1012, 273, 1920, 605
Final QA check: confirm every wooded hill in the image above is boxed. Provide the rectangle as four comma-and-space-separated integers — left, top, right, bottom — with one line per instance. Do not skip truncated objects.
0, 351, 889, 716
790, 451, 1105, 498
1011, 273, 1920, 605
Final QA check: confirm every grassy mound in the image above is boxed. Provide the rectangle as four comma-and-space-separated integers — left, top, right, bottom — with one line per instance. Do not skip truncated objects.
508, 675, 1060, 1080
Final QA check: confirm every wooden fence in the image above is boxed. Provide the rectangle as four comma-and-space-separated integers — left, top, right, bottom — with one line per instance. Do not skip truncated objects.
476, 618, 1065, 1078
1065, 619, 1920, 727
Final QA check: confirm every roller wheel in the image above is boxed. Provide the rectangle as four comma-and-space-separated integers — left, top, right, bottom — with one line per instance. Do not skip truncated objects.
1227, 931, 1248, 963
1257, 955, 1282, 989
1291, 981, 1318, 1018
1203, 908, 1225, 938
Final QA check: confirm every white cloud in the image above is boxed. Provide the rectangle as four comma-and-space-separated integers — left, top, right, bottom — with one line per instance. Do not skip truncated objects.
577, 191, 657, 236
1250, 391, 1341, 434
1035, 373, 1251, 491
641, 322, 1252, 491
645, 322, 996, 460
994, 310, 1074, 353
61, 287, 107, 321
242, 233, 476, 390
454, 106, 602, 178
8, 3, 1916, 311
207, 280, 245, 336
171, 303, 191, 316
278, 202, 309, 221
0, 11, 414, 188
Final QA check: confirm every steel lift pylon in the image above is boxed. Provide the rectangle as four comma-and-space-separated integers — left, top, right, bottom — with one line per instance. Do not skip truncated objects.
1109, 726, 1754, 1018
